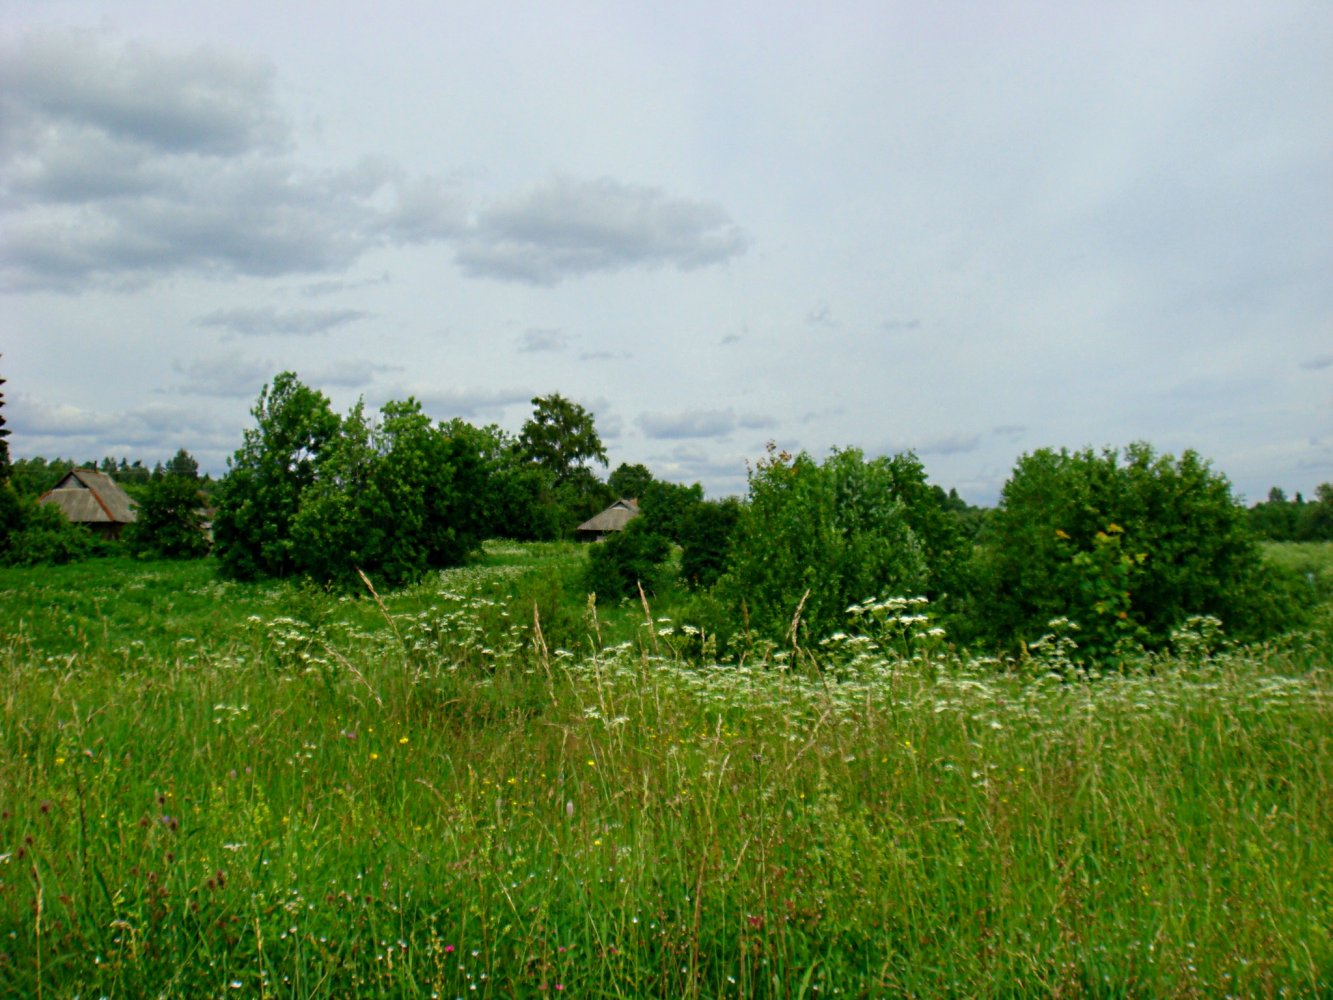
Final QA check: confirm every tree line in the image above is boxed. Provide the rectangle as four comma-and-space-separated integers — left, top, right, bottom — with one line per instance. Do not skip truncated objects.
2, 366, 1329, 661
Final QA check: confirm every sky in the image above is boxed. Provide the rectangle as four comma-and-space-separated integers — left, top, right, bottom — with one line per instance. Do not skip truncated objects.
2, 1, 1330, 504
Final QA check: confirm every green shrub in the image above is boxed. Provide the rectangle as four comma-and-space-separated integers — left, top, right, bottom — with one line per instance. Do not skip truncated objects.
0, 493, 102, 566
583, 518, 672, 601
976, 442, 1299, 657
716, 446, 928, 646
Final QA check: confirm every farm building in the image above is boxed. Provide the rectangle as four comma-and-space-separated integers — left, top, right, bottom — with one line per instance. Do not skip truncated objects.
39, 468, 138, 539
577, 498, 639, 541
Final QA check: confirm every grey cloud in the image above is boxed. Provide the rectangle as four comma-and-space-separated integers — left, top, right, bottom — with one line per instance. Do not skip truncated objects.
992, 424, 1027, 439
881, 318, 922, 333
518, 329, 568, 353
196, 306, 369, 337
806, 301, 836, 327
172, 354, 274, 398
637, 408, 775, 440
0, 31, 287, 157
455, 176, 748, 286
0, 33, 464, 291
578, 350, 628, 361
401, 387, 535, 420
639, 409, 738, 440
11, 394, 240, 462
1300, 354, 1333, 371
913, 434, 983, 457
306, 360, 402, 389
651, 443, 748, 495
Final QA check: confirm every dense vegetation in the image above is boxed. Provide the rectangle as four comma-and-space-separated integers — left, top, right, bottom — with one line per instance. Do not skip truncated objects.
5, 368, 1331, 660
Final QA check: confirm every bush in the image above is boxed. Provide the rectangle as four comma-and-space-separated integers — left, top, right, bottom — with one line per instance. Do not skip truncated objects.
583, 518, 672, 601
0, 493, 102, 566
716, 446, 928, 646
678, 497, 740, 590
976, 442, 1298, 658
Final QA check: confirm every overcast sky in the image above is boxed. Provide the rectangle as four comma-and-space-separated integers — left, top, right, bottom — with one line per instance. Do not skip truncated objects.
2, 1, 1330, 503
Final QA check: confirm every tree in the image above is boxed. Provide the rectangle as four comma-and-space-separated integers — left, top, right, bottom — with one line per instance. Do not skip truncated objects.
212, 373, 340, 579
126, 474, 210, 560
976, 442, 1294, 657
517, 394, 608, 484
0, 355, 10, 482
607, 462, 655, 500
678, 497, 741, 590
165, 448, 200, 481
717, 445, 928, 646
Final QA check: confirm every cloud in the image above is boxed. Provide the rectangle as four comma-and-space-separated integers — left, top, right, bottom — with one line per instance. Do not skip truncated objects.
638, 408, 775, 440
1300, 354, 1333, 371
517, 329, 568, 353
454, 175, 748, 286
873, 433, 984, 458
806, 301, 837, 327
172, 354, 274, 398
880, 318, 922, 333
305, 360, 401, 389
196, 306, 369, 337
9, 393, 240, 464
0, 32, 465, 291
992, 424, 1027, 439
398, 386, 536, 421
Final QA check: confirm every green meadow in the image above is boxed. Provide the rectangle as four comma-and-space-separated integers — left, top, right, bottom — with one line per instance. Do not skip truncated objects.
1, 543, 1330, 997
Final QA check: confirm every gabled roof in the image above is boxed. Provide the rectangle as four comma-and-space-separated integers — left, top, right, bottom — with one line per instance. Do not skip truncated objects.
577, 498, 639, 534
39, 468, 138, 524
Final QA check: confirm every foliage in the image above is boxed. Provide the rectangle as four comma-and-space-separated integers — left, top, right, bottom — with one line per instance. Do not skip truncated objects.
517, 393, 608, 485
213, 373, 341, 580
289, 399, 489, 587
124, 471, 211, 560
717, 445, 928, 645
1250, 483, 1333, 541
0, 355, 9, 481
606, 461, 655, 500
677, 496, 741, 590
163, 447, 201, 480
0, 491, 102, 566
583, 516, 672, 600
8, 456, 76, 498
639, 477, 705, 542
977, 442, 1294, 657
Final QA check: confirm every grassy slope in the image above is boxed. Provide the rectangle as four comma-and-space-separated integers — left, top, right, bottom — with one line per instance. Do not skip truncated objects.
0, 544, 1329, 997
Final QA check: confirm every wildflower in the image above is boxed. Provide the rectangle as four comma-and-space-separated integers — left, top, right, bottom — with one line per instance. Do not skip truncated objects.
370, 753, 379, 761
399, 737, 409, 745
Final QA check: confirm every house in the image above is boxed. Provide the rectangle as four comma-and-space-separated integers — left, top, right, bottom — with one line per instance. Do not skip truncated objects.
38, 468, 138, 539
576, 498, 639, 541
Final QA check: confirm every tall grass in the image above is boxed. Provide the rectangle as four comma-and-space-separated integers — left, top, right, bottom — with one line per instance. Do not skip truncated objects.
0, 547, 1329, 997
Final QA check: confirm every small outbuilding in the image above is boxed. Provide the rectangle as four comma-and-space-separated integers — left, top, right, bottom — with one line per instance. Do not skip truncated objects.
576, 498, 639, 542
39, 468, 138, 539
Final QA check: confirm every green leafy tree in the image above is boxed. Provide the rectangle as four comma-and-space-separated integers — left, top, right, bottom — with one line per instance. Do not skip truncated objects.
213, 373, 340, 579
718, 445, 928, 645
518, 394, 608, 484
607, 462, 655, 500
289, 399, 490, 587
977, 442, 1293, 656
125, 474, 210, 560
678, 497, 741, 590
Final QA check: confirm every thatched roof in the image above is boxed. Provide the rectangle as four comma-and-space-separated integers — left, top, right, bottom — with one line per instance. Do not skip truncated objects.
39, 468, 138, 525
577, 498, 639, 535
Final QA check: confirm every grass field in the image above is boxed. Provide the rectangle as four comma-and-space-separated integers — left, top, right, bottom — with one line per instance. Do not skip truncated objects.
1, 543, 1330, 997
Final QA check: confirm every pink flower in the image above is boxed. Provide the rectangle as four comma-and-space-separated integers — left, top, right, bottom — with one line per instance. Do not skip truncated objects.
444, 944, 455, 954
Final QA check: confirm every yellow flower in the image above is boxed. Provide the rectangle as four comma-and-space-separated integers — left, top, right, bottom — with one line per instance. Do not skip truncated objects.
370, 753, 379, 761
399, 737, 409, 745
